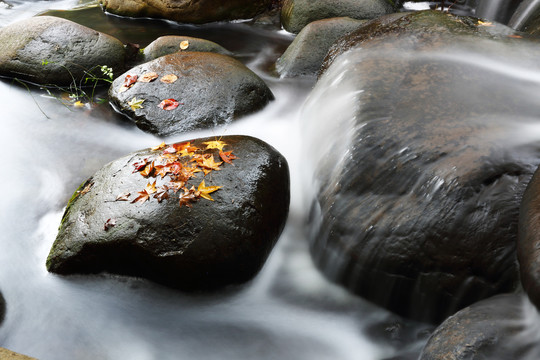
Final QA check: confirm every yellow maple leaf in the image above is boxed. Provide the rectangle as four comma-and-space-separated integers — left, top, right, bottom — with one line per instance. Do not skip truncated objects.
477, 20, 493, 27
151, 142, 166, 151
73, 100, 85, 108
180, 40, 190, 50
145, 180, 157, 194
202, 140, 227, 151
128, 97, 145, 111
197, 180, 222, 201
196, 155, 223, 175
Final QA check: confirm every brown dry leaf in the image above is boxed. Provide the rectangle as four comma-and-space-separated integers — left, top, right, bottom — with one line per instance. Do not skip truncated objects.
104, 218, 116, 231
140, 161, 155, 177
219, 150, 237, 165
154, 190, 169, 203
78, 182, 94, 196
178, 186, 199, 208
139, 72, 159, 83
131, 190, 150, 204
160, 74, 178, 84
180, 40, 189, 50
116, 192, 131, 201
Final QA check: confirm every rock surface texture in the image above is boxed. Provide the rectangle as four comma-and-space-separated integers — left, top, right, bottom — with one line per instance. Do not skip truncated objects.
143, 35, 231, 62
0, 16, 125, 85
304, 10, 540, 322
109, 52, 274, 136
280, 0, 393, 33
276, 17, 366, 77
99, 0, 272, 24
46, 136, 290, 290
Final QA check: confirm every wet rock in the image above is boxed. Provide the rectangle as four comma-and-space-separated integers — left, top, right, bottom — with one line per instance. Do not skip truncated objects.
46, 135, 290, 290
0, 348, 37, 360
280, 0, 393, 34
109, 52, 274, 136
0, 16, 125, 85
304, 11, 540, 322
99, 0, 273, 24
143, 36, 232, 62
276, 17, 366, 77
420, 294, 540, 360
518, 164, 540, 310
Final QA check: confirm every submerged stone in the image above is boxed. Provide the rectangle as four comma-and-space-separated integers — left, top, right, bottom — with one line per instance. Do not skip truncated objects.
304, 10, 540, 322
99, 0, 273, 24
0, 16, 125, 85
280, 0, 393, 34
109, 52, 274, 136
276, 17, 366, 78
420, 294, 540, 360
46, 136, 290, 290
143, 36, 232, 62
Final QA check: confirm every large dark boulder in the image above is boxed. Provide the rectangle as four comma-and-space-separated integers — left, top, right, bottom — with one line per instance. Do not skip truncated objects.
281, 0, 393, 33
46, 135, 290, 290
0, 16, 125, 85
304, 10, 540, 322
109, 52, 274, 136
99, 0, 273, 24
143, 35, 232, 62
518, 164, 540, 310
276, 17, 366, 77
420, 294, 540, 360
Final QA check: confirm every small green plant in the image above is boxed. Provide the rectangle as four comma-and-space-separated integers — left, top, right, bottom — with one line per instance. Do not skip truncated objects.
40, 60, 114, 108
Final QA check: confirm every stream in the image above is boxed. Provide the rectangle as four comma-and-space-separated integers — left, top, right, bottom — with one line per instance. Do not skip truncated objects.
0, 1, 434, 359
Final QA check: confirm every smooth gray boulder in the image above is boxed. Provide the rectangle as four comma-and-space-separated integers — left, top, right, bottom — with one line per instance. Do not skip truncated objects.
143, 35, 232, 62
99, 0, 272, 24
420, 294, 540, 360
109, 52, 274, 136
276, 17, 366, 77
46, 135, 290, 290
281, 0, 393, 33
304, 10, 540, 322
0, 16, 125, 85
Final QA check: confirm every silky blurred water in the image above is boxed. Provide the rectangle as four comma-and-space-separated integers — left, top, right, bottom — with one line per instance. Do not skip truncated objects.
0, 1, 430, 359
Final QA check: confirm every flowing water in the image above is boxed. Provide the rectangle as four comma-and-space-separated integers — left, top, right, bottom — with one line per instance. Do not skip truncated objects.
0, 1, 436, 359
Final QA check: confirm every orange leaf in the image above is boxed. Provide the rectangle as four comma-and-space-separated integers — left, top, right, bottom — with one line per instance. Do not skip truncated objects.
140, 161, 155, 177
131, 189, 150, 204
116, 192, 131, 201
139, 72, 159, 83
197, 180, 222, 201
158, 99, 180, 110
219, 150, 237, 164
151, 142, 166, 151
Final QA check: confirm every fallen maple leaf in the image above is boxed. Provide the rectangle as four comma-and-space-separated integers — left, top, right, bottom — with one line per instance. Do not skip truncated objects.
154, 190, 169, 203
219, 150, 237, 165
145, 180, 157, 194
140, 161, 155, 177
160, 74, 178, 84
178, 186, 198, 207
128, 97, 145, 111
104, 218, 116, 231
180, 40, 190, 50
203, 140, 227, 151
116, 192, 131, 201
197, 180, 222, 201
131, 190, 150, 204
139, 72, 159, 83
133, 158, 149, 173
119, 74, 138, 92
151, 142, 167, 151
73, 101, 85, 108
158, 98, 180, 110
196, 155, 222, 175
477, 20, 493, 26
78, 182, 94, 196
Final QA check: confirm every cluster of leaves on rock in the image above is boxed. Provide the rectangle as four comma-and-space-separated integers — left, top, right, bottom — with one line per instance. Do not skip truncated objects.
120, 72, 182, 111
116, 140, 237, 208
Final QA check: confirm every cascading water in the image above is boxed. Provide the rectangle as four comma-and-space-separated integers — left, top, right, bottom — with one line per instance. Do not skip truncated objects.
0, 1, 435, 359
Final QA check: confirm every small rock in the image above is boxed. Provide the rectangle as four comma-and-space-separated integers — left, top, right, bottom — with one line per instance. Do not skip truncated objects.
143, 35, 232, 62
